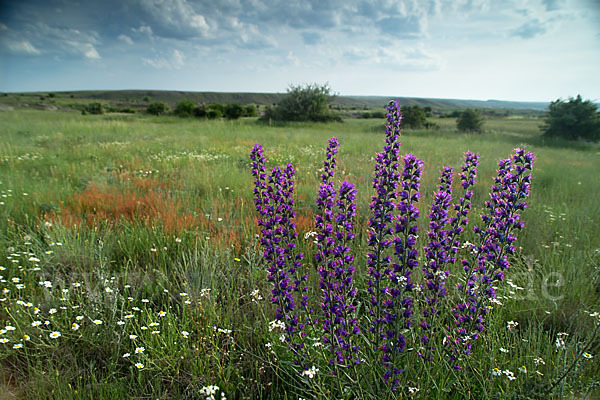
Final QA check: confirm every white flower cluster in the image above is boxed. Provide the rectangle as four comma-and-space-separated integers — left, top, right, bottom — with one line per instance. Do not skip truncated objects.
200, 385, 226, 400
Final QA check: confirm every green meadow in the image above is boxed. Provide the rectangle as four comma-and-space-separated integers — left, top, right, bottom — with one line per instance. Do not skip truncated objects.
0, 108, 599, 399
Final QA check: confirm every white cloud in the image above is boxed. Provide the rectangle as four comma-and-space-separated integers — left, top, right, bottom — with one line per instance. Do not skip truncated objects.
14, 23, 102, 60
142, 49, 185, 69
6, 40, 41, 55
344, 44, 444, 71
511, 18, 547, 38
132, 25, 153, 36
136, 0, 210, 38
84, 44, 101, 59
172, 49, 185, 68
118, 34, 134, 45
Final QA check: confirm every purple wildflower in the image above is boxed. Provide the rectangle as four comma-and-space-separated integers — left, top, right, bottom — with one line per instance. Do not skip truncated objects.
250, 145, 308, 363
419, 166, 453, 360
380, 153, 423, 388
450, 148, 534, 368
366, 100, 403, 343
315, 137, 360, 369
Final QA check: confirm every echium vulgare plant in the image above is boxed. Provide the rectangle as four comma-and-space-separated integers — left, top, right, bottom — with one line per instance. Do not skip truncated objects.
314, 137, 361, 372
448, 149, 534, 370
250, 145, 310, 366
249, 100, 534, 397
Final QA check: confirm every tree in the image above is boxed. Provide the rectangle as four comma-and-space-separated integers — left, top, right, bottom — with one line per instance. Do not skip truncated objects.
457, 109, 484, 133
401, 105, 427, 129
263, 83, 340, 122
174, 99, 196, 117
147, 102, 168, 116
542, 95, 600, 141
224, 103, 244, 119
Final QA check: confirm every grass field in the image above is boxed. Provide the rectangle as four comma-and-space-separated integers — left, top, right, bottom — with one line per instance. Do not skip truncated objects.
0, 108, 599, 399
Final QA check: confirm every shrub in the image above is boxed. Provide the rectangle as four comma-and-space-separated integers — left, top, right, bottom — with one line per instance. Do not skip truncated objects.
424, 121, 439, 130
174, 99, 196, 117
542, 95, 600, 141
224, 103, 244, 120
243, 104, 258, 117
262, 83, 340, 122
208, 103, 225, 114
206, 109, 223, 119
146, 102, 168, 116
193, 104, 207, 118
249, 100, 535, 397
457, 108, 484, 132
361, 110, 386, 119
86, 103, 104, 115
401, 105, 427, 129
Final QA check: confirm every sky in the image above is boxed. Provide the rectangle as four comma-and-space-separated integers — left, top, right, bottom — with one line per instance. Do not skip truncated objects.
0, 0, 599, 102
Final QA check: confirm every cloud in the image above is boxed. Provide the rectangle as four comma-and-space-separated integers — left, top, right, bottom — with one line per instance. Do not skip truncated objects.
0, 23, 7, 31
142, 49, 185, 69
344, 44, 444, 71
511, 19, 547, 38
84, 44, 101, 59
0, 22, 102, 60
542, 0, 563, 11
234, 24, 276, 49
172, 49, 185, 68
378, 15, 427, 38
5, 40, 41, 55
301, 31, 322, 45
118, 34, 134, 45
135, 0, 210, 39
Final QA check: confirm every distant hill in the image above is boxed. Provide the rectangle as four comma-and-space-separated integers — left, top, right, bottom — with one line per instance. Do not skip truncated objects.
2, 89, 549, 113
334, 96, 548, 111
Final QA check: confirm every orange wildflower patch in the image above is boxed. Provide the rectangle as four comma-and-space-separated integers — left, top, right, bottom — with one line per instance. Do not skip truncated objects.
294, 209, 315, 234
51, 184, 197, 234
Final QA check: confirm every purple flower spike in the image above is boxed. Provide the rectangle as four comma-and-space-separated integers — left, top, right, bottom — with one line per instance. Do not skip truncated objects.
315, 137, 360, 369
419, 166, 453, 360
449, 148, 533, 369
378, 153, 423, 387
250, 145, 308, 365
366, 100, 403, 344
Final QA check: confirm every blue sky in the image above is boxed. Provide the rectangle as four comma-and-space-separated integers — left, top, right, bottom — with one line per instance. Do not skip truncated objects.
0, 0, 599, 101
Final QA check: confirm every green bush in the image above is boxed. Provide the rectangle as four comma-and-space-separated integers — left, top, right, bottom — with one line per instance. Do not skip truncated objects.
424, 121, 440, 130
86, 103, 104, 115
174, 99, 196, 117
193, 104, 207, 118
208, 103, 225, 114
457, 108, 484, 133
146, 102, 168, 116
262, 83, 340, 122
542, 95, 600, 141
243, 104, 258, 117
401, 105, 427, 129
206, 109, 223, 119
224, 103, 244, 120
